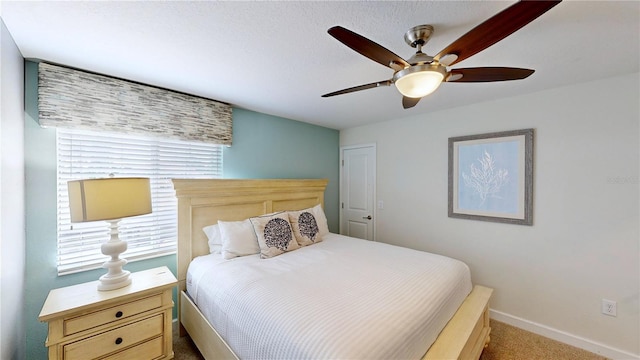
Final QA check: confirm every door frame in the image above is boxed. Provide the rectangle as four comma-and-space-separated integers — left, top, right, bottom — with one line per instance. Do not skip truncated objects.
339, 143, 377, 241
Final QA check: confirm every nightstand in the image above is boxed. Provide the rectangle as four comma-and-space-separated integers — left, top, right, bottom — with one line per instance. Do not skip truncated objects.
39, 266, 177, 360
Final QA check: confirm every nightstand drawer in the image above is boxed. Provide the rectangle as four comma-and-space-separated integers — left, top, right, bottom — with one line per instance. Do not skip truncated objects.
63, 314, 164, 360
64, 294, 162, 336
103, 335, 164, 360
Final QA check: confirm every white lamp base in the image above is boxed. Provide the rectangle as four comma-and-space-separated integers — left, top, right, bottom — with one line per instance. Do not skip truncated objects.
98, 269, 131, 291
98, 220, 132, 291
98, 259, 131, 291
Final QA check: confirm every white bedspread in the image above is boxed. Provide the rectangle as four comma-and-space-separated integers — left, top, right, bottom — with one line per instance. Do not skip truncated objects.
186, 233, 472, 360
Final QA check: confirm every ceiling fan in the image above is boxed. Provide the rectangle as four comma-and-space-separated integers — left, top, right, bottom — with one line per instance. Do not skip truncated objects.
321, 0, 562, 109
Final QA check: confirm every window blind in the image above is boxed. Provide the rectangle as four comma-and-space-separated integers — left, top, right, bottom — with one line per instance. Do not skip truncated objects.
56, 128, 222, 275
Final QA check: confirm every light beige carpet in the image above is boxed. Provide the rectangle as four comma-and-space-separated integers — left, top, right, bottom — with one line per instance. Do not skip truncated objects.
173, 327, 204, 360
173, 320, 608, 360
479, 320, 608, 360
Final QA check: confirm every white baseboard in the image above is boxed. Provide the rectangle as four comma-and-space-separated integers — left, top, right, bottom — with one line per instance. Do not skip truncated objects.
490, 309, 639, 360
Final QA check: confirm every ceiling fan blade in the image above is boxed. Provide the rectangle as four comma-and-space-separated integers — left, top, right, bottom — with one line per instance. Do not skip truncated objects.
322, 80, 392, 97
402, 96, 421, 109
328, 26, 410, 70
434, 0, 562, 66
447, 67, 534, 82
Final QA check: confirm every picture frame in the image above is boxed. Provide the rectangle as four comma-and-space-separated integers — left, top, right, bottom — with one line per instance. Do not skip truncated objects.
448, 128, 533, 225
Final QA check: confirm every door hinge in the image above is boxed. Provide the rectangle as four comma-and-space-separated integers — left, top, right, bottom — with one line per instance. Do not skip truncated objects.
341, 202, 344, 209
341, 160, 344, 166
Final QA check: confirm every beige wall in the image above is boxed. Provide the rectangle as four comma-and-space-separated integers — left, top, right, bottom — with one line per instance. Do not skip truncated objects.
341, 73, 640, 358
0, 17, 26, 360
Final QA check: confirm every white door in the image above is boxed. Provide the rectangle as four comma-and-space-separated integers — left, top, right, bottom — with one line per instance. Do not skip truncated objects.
340, 144, 375, 240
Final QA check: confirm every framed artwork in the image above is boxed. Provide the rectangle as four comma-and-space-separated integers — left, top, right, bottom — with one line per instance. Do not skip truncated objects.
448, 128, 533, 225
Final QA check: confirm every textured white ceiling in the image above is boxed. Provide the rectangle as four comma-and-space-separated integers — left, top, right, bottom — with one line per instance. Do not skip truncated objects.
1, 1, 638, 130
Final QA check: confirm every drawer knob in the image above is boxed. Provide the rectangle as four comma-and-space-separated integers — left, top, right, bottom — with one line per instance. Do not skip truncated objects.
115, 311, 123, 318
115, 337, 123, 345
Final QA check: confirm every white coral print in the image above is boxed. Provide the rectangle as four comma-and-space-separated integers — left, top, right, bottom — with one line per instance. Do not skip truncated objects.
462, 150, 509, 205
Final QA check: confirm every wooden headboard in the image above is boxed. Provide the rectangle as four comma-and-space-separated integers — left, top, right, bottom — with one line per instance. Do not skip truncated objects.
172, 178, 329, 291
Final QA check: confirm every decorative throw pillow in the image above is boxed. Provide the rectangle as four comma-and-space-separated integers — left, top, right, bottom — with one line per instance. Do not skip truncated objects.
310, 204, 330, 237
219, 219, 260, 260
250, 212, 300, 259
202, 223, 222, 254
288, 208, 323, 246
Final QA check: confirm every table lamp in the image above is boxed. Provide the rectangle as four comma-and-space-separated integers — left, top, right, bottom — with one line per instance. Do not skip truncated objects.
67, 177, 152, 291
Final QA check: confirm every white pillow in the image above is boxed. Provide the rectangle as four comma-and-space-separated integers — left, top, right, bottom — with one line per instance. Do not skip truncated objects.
202, 224, 222, 254
288, 208, 323, 246
219, 219, 260, 260
250, 212, 300, 259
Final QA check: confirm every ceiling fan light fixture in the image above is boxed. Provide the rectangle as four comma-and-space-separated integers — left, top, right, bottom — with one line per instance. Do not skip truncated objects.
393, 64, 446, 98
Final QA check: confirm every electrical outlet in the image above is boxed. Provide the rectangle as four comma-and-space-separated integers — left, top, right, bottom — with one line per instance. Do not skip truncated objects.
602, 299, 617, 317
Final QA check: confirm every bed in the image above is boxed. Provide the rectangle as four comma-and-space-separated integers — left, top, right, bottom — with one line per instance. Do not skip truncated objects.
172, 178, 493, 360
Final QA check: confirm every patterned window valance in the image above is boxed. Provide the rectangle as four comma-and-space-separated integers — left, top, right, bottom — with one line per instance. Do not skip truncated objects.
38, 62, 232, 145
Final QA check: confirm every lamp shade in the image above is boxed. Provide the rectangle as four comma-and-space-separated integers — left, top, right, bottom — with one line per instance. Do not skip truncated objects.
68, 177, 152, 222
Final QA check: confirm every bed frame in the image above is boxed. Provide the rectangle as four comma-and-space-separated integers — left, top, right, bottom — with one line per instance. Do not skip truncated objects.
173, 178, 493, 360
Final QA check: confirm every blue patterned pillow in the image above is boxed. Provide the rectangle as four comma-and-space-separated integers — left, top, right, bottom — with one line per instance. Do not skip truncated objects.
288, 208, 322, 246
250, 212, 300, 259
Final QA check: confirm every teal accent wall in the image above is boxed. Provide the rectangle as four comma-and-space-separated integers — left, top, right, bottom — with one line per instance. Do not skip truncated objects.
24, 61, 339, 359
224, 108, 340, 231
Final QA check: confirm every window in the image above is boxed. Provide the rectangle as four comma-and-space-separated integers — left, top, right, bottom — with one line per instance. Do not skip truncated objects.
56, 128, 223, 275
